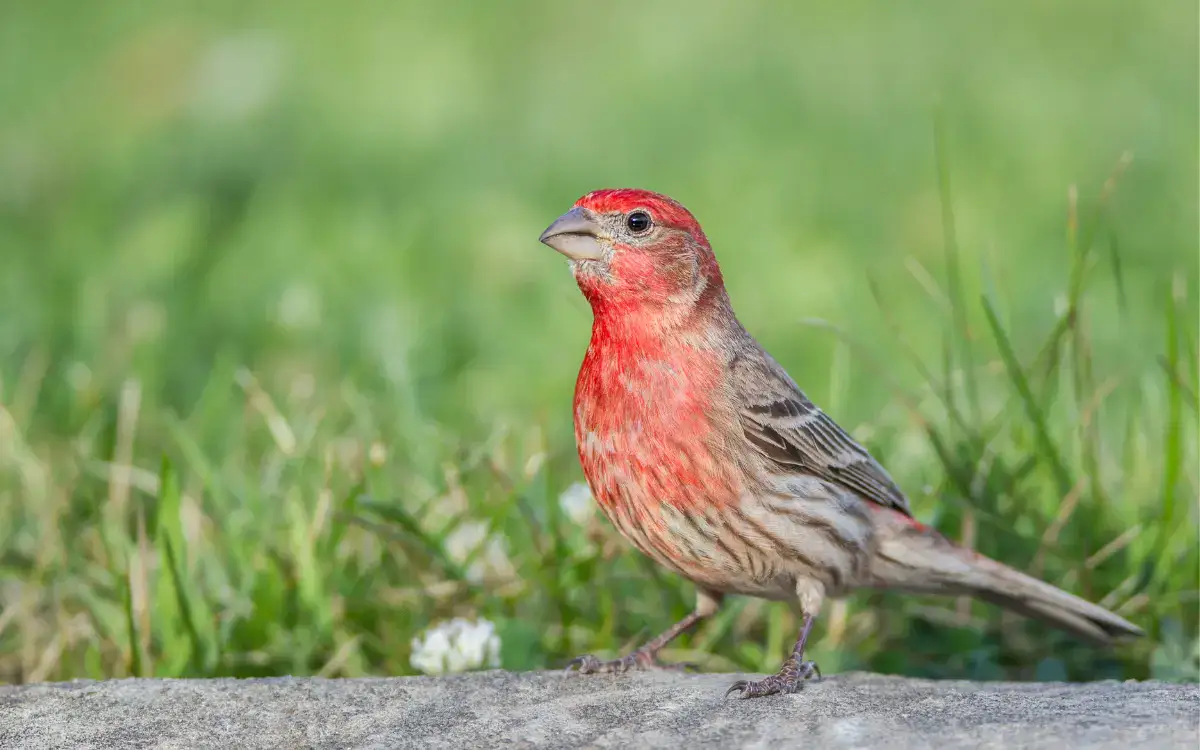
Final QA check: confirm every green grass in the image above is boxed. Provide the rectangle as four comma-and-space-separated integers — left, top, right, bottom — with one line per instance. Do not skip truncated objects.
0, 0, 1197, 684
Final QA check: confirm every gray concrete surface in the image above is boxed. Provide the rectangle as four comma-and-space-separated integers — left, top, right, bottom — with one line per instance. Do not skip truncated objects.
0, 671, 1196, 749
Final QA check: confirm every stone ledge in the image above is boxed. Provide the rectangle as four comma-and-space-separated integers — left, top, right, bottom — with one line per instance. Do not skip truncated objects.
1, 671, 1196, 749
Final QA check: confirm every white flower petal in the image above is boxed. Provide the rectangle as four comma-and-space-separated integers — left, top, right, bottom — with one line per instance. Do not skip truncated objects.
558, 482, 595, 526
409, 617, 503, 675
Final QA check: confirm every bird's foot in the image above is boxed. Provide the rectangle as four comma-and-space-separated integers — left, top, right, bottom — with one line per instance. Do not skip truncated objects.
565, 650, 690, 674
725, 657, 820, 699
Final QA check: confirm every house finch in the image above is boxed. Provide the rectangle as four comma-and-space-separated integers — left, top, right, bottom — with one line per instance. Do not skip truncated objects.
538, 188, 1143, 699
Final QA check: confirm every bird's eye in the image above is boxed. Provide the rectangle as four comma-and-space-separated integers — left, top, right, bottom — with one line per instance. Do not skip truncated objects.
625, 210, 653, 235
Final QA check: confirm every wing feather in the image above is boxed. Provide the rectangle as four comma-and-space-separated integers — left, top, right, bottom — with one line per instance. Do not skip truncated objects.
731, 346, 912, 517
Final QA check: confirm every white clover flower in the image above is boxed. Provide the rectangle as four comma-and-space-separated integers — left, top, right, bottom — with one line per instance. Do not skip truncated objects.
558, 481, 595, 525
410, 617, 501, 675
443, 520, 516, 584
444, 520, 489, 563
478, 535, 516, 582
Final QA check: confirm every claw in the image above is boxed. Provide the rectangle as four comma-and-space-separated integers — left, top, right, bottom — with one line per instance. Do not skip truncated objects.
563, 650, 682, 674
724, 660, 820, 699
564, 654, 603, 674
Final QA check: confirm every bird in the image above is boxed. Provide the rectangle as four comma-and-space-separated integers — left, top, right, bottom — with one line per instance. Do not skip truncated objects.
537, 187, 1143, 699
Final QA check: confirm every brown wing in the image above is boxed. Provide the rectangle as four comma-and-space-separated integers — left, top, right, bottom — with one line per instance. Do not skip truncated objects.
729, 343, 913, 517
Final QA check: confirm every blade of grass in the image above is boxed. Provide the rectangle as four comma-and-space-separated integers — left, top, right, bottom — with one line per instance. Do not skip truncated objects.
1064, 183, 1104, 584
321, 479, 365, 560
1150, 280, 1185, 558
354, 496, 469, 583
1106, 232, 1128, 317
1157, 355, 1197, 413
933, 103, 980, 423
123, 555, 143, 678
800, 317, 1051, 543
866, 275, 982, 449
981, 297, 1073, 497
156, 455, 215, 673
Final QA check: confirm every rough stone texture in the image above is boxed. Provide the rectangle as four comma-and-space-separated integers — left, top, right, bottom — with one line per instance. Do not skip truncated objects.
0, 671, 1196, 749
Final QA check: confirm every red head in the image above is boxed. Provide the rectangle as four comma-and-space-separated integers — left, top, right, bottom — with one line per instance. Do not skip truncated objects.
539, 189, 727, 319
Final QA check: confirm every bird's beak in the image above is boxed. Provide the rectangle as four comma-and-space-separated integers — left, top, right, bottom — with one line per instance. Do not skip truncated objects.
538, 207, 607, 261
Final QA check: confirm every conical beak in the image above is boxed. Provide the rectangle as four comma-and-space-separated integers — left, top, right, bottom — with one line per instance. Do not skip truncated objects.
538, 207, 606, 261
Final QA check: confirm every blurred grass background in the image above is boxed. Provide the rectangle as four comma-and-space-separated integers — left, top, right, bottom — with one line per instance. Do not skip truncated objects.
0, 0, 1197, 684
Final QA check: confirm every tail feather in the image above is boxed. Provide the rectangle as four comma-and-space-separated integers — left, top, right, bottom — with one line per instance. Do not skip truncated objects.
967, 556, 1143, 644
869, 520, 1143, 645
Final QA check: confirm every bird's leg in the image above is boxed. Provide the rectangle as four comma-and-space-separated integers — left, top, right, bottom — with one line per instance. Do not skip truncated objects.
726, 613, 822, 699
566, 589, 721, 674
566, 612, 700, 673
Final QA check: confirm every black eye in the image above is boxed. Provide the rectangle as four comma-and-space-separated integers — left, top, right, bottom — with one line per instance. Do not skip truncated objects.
626, 210, 653, 234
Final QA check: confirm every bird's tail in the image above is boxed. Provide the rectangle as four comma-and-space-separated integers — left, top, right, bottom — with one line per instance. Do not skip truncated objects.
867, 514, 1143, 645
